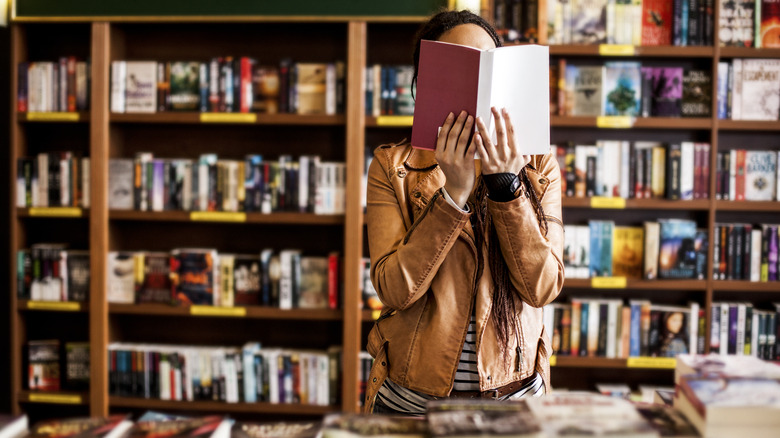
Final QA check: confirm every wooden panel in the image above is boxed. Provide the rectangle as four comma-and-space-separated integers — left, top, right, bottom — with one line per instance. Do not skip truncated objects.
551, 116, 713, 129
712, 281, 780, 292
108, 210, 345, 225
548, 45, 715, 58
719, 47, 780, 58
109, 396, 337, 415
110, 112, 345, 125
563, 279, 708, 291
718, 120, 780, 131
715, 201, 780, 212
562, 198, 712, 210
109, 303, 343, 320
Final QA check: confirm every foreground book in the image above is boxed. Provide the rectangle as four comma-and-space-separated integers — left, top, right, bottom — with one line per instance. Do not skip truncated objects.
320, 413, 427, 438
411, 40, 550, 155
427, 399, 542, 437
0, 415, 27, 438
128, 416, 232, 438
231, 421, 322, 438
27, 415, 133, 438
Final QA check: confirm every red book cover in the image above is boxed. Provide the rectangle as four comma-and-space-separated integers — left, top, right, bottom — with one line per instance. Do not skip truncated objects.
761, 0, 780, 48
735, 149, 746, 201
641, 0, 674, 46
328, 252, 339, 310
240, 57, 253, 113
67, 57, 77, 112
411, 40, 549, 154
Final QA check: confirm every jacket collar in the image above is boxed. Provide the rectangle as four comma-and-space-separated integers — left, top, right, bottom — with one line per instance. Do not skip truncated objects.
404, 146, 438, 171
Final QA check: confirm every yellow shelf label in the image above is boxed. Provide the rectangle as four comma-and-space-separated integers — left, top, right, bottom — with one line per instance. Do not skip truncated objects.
200, 113, 256, 123
28, 207, 83, 217
627, 357, 676, 369
591, 277, 628, 289
372, 310, 382, 320
190, 211, 247, 223
28, 393, 83, 404
376, 116, 413, 127
550, 355, 557, 367
598, 45, 636, 56
27, 301, 82, 311
590, 197, 626, 209
596, 116, 634, 128
26, 112, 80, 122
190, 305, 246, 317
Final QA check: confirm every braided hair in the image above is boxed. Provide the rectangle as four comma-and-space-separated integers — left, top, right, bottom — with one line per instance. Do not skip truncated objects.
412, 10, 549, 362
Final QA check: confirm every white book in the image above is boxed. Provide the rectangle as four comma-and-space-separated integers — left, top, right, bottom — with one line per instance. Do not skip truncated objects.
37, 153, 48, 208
752, 312, 760, 357
279, 250, 302, 309
680, 142, 696, 200
124, 61, 157, 113
720, 302, 730, 355
587, 299, 601, 356
597, 140, 621, 197
108, 159, 134, 210
732, 58, 743, 120
689, 301, 700, 355
619, 141, 631, 198
729, 149, 737, 201
325, 63, 337, 115
606, 299, 619, 358
740, 59, 780, 121
110, 61, 126, 113
265, 349, 281, 404
643, 221, 660, 280
736, 302, 747, 355
745, 150, 777, 201
159, 354, 171, 400
751, 229, 762, 281
107, 251, 135, 304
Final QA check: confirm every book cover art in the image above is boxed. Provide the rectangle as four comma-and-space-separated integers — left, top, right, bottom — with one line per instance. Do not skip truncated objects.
426, 399, 541, 437
649, 305, 690, 357
681, 70, 712, 117
66, 251, 89, 302
170, 249, 219, 306
295, 63, 327, 115
694, 228, 709, 280
28, 415, 132, 438
589, 220, 615, 277
394, 65, 415, 116
64, 342, 89, 390
321, 414, 427, 438
634, 403, 699, 437
108, 159, 133, 210
298, 256, 329, 309
252, 65, 280, 114
570, 0, 608, 44
124, 61, 157, 113
135, 252, 172, 304
760, 0, 780, 48
108, 251, 136, 304
231, 421, 321, 438
603, 62, 642, 116
169, 62, 200, 111
649, 67, 684, 116
565, 65, 603, 116
28, 339, 59, 391
740, 59, 780, 120
658, 219, 698, 279
612, 226, 644, 278
745, 150, 778, 200
641, 0, 674, 45
128, 416, 230, 438
719, 0, 756, 46
233, 255, 261, 306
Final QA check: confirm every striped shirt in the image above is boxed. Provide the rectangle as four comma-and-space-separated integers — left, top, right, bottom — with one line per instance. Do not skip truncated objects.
376, 314, 545, 415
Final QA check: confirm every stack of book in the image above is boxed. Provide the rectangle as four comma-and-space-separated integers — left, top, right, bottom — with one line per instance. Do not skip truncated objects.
16, 58, 90, 113
716, 59, 780, 121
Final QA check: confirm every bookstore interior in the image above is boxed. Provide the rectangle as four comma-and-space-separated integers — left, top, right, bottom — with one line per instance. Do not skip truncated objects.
3, 0, 780, 436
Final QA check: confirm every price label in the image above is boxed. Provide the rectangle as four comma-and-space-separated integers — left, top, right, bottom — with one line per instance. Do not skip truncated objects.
28, 393, 83, 404
376, 116, 413, 127
26, 112, 80, 122
590, 197, 626, 209
598, 45, 636, 56
28, 207, 83, 217
549, 355, 557, 367
591, 277, 628, 289
596, 116, 634, 128
190, 305, 246, 317
627, 357, 677, 369
27, 301, 82, 311
190, 212, 246, 223
200, 113, 257, 123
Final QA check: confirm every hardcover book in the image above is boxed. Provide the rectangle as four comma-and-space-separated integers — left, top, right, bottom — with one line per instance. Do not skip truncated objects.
602, 62, 642, 116
760, 0, 780, 48
28, 339, 59, 391
28, 415, 133, 438
647, 67, 684, 116
612, 226, 644, 278
681, 70, 713, 117
570, 0, 609, 44
658, 219, 698, 279
135, 252, 172, 304
124, 61, 157, 113
565, 65, 603, 116
641, 0, 674, 45
298, 256, 329, 309
233, 254, 261, 306
170, 249, 219, 306
739, 59, 780, 120
295, 63, 327, 115
169, 62, 200, 111
232, 421, 322, 438
426, 399, 542, 437
411, 40, 550, 155
108, 159, 134, 210
252, 65, 280, 114
719, 0, 756, 46
745, 150, 778, 200
108, 251, 136, 304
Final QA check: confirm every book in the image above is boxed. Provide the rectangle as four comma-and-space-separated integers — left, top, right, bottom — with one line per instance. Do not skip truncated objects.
64, 341, 90, 390
565, 65, 603, 116
740, 59, 780, 120
128, 416, 231, 438
108, 159, 134, 210
298, 256, 329, 309
719, 0, 756, 46
612, 226, 644, 278
602, 62, 642, 116
648, 305, 691, 357
252, 65, 280, 114
135, 252, 173, 304
124, 61, 157, 113
233, 254, 261, 306
658, 219, 698, 279
745, 150, 778, 200
170, 249, 219, 306
760, 0, 780, 48
571, 0, 609, 44
0, 415, 27, 438
641, 0, 674, 45
169, 61, 201, 111
681, 70, 712, 117
320, 414, 428, 438
67, 250, 90, 302
633, 403, 699, 437
410, 40, 549, 155
108, 251, 136, 304
28, 340, 60, 391
28, 415, 133, 438
231, 421, 322, 438
648, 67, 684, 116
295, 63, 327, 115
426, 399, 542, 437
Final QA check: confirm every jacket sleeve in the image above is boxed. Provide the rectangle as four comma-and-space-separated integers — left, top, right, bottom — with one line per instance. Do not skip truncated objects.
365, 150, 471, 310
487, 153, 565, 308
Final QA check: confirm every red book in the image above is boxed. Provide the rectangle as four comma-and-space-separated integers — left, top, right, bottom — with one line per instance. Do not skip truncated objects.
328, 252, 339, 310
761, 0, 780, 48
641, 0, 674, 45
411, 39, 549, 154
735, 149, 746, 201
240, 57, 253, 113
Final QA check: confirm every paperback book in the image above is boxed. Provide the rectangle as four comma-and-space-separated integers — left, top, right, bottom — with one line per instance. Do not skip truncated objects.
603, 62, 642, 116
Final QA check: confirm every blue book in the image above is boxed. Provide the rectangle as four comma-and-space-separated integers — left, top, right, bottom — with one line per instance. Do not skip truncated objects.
602, 62, 642, 116
629, 301, 642, 357
580, 301, 590, 357
717, 62, 729, 119
589, 221, 602, 277
658, 219, 698, 279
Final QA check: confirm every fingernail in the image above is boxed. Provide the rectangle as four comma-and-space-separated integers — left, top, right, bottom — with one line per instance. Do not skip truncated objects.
447, 112, 454, 119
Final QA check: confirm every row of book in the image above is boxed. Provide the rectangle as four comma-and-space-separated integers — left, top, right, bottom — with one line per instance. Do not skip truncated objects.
109, 154, 346, 214
359, 257, 380, 312
564, 219, 707, 280
16, 153, 91, 208
552, 61, 712, 117
364, 64, 414, 117
493, 0, 540, 43
27, 339, 90, 392
716, 58, 780, 120
708, 302, 780, 359
552, 141, 712, 200
16, 58, 90, 113
545, 0, 715, 46
107, 343, 340, 406
16, 245, 90, 302
719, 0, 780, 48
714, 149, 780, 201
543, 299, 703, 358
110, 59, 345, 115
107, 249, 340, 310
713, 223, 780, 281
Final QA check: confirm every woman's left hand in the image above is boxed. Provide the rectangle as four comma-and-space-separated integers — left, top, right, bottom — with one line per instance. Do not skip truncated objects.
475, 107, 531, 175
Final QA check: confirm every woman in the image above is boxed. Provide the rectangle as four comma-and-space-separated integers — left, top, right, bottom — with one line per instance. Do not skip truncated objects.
363, 9, 564, 415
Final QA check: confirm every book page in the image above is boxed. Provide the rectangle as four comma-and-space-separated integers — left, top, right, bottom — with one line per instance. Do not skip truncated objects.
481, 44, 550, 156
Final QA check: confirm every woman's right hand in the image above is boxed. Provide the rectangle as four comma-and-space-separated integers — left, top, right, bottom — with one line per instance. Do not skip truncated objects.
435, 110, 477, 209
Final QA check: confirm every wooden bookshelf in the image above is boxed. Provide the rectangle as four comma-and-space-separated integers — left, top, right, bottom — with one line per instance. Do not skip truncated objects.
717, 120, 780, 131
109, 397, 337, 415
109, 303, 344, 320
108, 210, 345, 225
561, 198, 711, 210
18, 391, 90, 405
18, 300, 88, 312
718, 47, 780, 58
110, 112, 346, 125
712, 281, 780, 292
17, 112, 90, 122
548, 45, 715, 58
714, 201, 780, 212
551, 116, 713, 129
562, 279, 708, 291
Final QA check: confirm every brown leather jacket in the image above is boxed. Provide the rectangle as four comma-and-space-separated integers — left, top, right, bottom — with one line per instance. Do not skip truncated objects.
363, 142, 564, 412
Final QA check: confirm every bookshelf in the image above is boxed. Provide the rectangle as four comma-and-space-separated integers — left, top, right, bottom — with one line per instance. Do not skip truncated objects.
8, 1, 780, 421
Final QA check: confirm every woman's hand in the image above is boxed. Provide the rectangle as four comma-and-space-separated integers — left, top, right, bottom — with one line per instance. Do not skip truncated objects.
436, 110, 477, 208
475, 107, 530, 175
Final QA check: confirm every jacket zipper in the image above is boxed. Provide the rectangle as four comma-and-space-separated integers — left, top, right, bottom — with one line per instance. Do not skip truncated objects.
514, 313, 523, 372
403, 191, 441, 245
545, 215, 563, 227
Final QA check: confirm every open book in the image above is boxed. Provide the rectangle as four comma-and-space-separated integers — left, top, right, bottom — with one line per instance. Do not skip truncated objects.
411, 40, 550, 155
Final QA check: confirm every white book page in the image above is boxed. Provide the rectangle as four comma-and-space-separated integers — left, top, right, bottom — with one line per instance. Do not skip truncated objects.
482, 45, 550, 156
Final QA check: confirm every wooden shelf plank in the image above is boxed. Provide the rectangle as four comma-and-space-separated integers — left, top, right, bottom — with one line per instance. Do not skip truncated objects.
109, 396, 337, 415
110, 112, 346, 125
717, 120, 780, 131
551, 116, 712, 129
715, 201, 780, 212
17, 112, 90, 122
108, 210, 344, 225
563, 198, 711, 210
109, 303, 343, 320
19, 391, 89, 405
719, 47, 780, 58
712, 281, 780, 292
18, 300, 88, 312
548, 45, 714, 57
564, 278, 707, 290
551, 356, 677, 369
17, 207, 88, 218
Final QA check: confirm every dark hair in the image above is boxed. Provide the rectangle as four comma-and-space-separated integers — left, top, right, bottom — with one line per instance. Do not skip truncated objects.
411, 9, 502, 99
